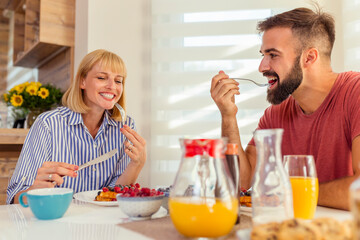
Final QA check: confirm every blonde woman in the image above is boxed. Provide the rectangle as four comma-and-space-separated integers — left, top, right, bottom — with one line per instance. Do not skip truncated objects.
7, 49, 146, 204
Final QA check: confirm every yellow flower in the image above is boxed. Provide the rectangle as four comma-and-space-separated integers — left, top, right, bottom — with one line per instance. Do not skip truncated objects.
10, 94, 23, 107
35, 82, 42, 88
16, 84, 26, 94
38, 88, 49, 99
26, 85, 39, 96
3, 93, 9, 102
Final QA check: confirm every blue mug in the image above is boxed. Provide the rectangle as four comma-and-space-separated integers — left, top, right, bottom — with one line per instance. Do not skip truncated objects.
19, 188, 73, 220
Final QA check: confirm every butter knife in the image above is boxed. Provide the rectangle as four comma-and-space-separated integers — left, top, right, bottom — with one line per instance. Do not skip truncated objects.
78, 148, 118, 171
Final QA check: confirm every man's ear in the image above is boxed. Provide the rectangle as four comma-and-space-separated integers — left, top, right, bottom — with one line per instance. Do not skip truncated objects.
302, 48, 318, 68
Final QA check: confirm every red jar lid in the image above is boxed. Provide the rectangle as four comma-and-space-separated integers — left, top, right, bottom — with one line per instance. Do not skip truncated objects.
183, 139, 223, 158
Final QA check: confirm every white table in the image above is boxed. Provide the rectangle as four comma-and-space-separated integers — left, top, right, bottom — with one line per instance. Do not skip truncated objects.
0, 200, 352, 240
0, 199, 168, 240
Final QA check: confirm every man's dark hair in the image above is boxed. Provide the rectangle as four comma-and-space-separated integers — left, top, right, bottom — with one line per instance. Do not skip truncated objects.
257, 6, 335, 58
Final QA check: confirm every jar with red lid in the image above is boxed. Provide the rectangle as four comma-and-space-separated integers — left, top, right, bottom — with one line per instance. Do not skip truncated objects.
169, 138, 238, 238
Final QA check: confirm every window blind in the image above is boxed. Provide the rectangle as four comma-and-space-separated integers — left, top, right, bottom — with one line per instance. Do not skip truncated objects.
150, 0, 319, 187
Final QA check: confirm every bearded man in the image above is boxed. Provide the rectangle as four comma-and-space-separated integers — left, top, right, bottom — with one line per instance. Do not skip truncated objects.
210, 7, 360, 210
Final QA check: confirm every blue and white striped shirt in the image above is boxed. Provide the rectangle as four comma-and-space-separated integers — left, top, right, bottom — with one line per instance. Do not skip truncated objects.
7, 106, 135, 204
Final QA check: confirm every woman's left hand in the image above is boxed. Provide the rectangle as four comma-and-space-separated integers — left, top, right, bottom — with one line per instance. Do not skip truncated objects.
120, 125, 146, 167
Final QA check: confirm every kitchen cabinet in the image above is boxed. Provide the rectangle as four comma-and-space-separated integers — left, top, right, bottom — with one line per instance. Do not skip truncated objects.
0, 128, 28, 205
13, 0, 74, 67
11, 0, 75, 91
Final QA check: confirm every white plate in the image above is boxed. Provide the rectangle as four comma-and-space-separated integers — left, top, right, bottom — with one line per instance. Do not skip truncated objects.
240, 206, 252, 213
73, 190, 118, 207
236, 228, 251, 240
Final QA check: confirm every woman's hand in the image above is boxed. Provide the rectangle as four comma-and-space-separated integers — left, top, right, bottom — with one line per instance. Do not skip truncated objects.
120, 125, 146, 167
28, 162, 78, 189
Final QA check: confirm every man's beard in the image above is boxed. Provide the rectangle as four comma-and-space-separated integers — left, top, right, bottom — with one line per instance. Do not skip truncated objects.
266, 55, 303, 105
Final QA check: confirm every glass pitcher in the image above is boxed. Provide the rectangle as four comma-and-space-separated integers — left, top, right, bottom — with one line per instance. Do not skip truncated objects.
169, 138, 238, 239
252, 129, 294, 225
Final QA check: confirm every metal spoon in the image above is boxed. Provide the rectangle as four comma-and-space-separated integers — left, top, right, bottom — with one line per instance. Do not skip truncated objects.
230, 78, 269, 87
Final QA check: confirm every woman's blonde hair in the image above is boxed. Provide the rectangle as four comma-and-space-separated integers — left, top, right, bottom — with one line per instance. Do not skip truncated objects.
62, 49, 127, 121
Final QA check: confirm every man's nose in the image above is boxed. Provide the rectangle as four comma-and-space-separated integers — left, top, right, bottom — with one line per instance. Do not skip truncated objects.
258, 58, 270, 73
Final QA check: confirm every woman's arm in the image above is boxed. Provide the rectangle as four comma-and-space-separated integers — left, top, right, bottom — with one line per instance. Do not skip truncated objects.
115, 124, 146, 185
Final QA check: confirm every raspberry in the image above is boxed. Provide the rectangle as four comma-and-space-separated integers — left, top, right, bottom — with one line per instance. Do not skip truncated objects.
114, 186, 121, 193
135, 183, 140, 188
130, 192, 136, 197
123, 187, 129, 193
102, 187, 109, 192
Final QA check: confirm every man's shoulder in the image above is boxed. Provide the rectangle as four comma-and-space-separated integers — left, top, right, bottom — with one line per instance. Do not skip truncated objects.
338, 71, 360, 85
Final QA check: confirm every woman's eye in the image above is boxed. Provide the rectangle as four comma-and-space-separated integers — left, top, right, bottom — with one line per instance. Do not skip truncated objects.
97, 77, 105, 80
115, 80, 123, 84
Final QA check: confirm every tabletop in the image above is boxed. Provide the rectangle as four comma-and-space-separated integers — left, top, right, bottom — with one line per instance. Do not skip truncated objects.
0, 199, 352, 240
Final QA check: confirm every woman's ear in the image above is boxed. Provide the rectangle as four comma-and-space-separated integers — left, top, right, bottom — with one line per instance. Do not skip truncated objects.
302, 48, 318, 68
80, 78, 86, 89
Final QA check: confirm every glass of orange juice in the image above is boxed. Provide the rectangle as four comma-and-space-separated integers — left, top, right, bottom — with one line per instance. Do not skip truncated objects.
283, 155, 318, 219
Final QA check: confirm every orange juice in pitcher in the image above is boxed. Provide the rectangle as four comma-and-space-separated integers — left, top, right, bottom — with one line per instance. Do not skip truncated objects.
169, 197, 238, 238
169, 138, 239, 238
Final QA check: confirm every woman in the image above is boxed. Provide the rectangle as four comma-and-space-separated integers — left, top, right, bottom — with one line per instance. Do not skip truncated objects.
7, 49, 146, 204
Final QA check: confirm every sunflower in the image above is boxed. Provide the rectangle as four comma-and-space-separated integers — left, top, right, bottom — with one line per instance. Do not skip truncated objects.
38, 88, 49, 99
3, 93, 9, 102
15, 84, 26, 94
10, 94, 23, 107
26, 85, 39, 96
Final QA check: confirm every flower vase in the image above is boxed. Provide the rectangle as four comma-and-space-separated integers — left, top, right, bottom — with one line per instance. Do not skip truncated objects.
27, 109, 43, 128
12, 118, 26, 128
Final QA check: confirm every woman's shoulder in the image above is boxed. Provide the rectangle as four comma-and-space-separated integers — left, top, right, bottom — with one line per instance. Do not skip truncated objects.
36, 106, 75, 124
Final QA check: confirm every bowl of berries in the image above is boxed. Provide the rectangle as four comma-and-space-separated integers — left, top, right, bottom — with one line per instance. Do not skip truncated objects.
116, 185, 164, 220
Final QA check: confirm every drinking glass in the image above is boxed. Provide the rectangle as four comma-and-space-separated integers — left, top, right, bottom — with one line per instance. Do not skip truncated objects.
283, 155, 318, 219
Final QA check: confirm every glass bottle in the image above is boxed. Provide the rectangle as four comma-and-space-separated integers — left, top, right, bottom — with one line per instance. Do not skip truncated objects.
252, 129, 294, 225
169, 138, 238, 239
225, 143, 241, 224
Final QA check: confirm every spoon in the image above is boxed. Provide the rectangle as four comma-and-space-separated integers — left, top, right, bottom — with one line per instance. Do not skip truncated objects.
230, 78, 269, 87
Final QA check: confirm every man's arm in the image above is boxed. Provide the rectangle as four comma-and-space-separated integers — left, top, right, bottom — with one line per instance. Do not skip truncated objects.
317, 135, 360, 210
210, 71, 256, 190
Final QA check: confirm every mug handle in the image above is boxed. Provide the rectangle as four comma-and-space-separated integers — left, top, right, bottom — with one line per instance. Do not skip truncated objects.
19, 192, 29, 208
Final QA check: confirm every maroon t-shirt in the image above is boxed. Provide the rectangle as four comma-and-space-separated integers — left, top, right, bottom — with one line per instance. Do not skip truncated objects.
248, 72, 360, 183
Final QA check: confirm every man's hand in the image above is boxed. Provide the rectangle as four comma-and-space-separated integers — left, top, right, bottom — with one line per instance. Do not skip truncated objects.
210, 70, 240, 118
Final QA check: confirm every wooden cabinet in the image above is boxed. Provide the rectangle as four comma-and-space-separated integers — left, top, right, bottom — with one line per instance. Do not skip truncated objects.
10, 0, 75, 91
13, 0, 75, 68
0, 128, 28, 205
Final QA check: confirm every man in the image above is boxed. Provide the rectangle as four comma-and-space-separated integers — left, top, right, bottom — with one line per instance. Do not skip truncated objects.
210, 7, 360, 210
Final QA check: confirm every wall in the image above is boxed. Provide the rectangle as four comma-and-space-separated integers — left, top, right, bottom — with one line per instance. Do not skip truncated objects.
74, 1, 359, 188
75, 0, 152, 185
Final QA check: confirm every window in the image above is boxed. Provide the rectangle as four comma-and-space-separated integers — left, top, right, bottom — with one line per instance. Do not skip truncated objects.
150, 0, 324, 187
